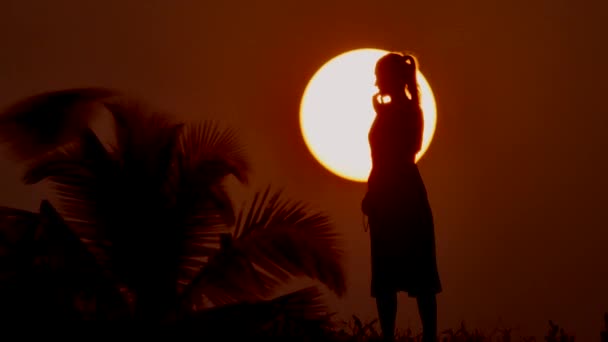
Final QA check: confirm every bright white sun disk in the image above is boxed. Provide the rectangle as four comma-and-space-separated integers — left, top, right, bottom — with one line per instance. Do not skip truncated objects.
299, 48, 437, 182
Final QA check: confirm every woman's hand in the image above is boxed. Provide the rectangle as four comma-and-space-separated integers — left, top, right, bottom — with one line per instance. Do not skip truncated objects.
372, 93, 387, 113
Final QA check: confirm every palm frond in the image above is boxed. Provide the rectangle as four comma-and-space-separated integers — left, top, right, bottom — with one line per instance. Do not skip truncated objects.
22, 127, 113, 185
0, 206, 40, 283
0, 206, 39, 245
179, 233, 270, 306
0, 87, 120, 162
1, 91, 189, 288
101, 102, 225, 306
184, 186, 346, 306
35, 200, 103, 277
105, 100, 181, 164
167, 121, 252, 291
21, 122, 172, 310
22, 128, 117, 264
33, 200, 129, 320
232, 186, 346, 295
0, 206, 41, 322
103, 100, 185, 200
181, 286, 332, 337
176, 120, 249, 184
172, 121, 250, 225
0, 201, 129, 321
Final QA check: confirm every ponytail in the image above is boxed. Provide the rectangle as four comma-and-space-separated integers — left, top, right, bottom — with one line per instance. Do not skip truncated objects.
402, 54, 420, 106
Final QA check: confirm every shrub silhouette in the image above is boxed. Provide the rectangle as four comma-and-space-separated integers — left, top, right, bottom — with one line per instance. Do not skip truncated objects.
317, 315, 607, 342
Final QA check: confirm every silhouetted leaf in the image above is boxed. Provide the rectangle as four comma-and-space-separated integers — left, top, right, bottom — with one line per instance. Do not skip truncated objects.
0, 87, 120, 161
171, 121, 250, 227
0, 206, 39, 283
34, 201, 129, 319
176, 121, 249, 184
185, 186, 346, 306
182, 286, 331, 337
0, 201, 130, 321
22, 128, 117, 267
164, 121, 252, 291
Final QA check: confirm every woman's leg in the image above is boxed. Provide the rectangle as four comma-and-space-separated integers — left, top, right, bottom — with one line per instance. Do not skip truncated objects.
376, 291, 398, 341
416, 294, 437, 342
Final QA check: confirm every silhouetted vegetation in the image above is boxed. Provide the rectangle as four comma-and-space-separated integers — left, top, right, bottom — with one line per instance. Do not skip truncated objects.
317, 315, 600, 342
0, 88, 345, 331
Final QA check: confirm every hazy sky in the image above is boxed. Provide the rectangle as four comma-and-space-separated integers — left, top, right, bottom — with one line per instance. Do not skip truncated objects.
1, 0, 607, 339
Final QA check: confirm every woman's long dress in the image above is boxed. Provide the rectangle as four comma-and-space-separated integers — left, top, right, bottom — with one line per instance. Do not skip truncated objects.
365, 96, 442, 298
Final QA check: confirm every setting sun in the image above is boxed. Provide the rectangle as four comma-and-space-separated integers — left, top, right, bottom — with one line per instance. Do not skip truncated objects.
299, 48, 437, 182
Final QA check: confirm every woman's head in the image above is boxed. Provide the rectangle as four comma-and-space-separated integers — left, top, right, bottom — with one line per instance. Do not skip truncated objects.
375, 52, 418, 96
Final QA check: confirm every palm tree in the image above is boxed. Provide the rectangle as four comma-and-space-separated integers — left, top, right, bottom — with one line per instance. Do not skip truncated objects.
0, 88, 346, 329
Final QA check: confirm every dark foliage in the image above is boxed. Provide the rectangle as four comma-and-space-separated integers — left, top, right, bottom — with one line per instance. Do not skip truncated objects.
0, 88, 345, 328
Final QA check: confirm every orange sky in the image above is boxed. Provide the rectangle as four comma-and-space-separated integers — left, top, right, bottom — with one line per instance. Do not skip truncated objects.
0, 0, 607, 339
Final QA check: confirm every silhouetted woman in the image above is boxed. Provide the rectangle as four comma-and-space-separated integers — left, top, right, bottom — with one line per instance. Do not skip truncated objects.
362, 52, 441, 342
